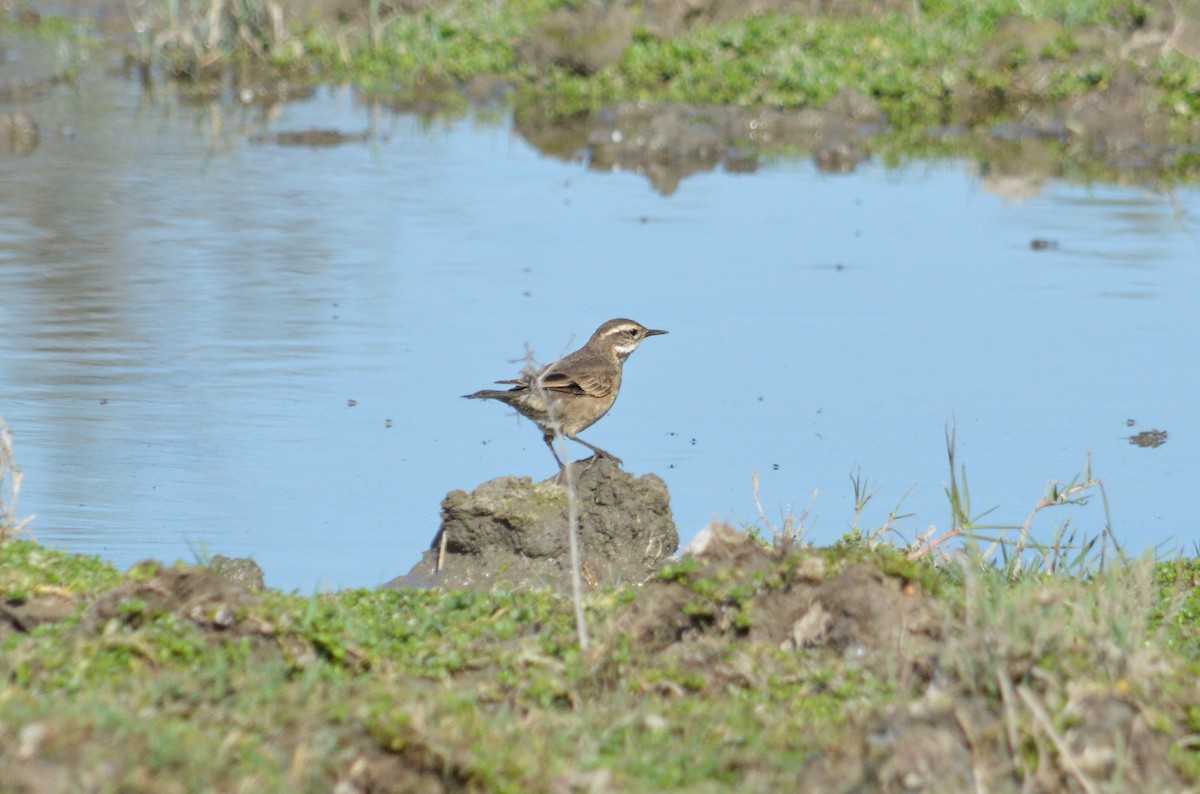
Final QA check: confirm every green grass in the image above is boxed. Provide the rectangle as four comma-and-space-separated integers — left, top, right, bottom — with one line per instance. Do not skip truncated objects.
4, 530, 1200, 790
20, 0, 1196, 123
9, 0, 1200, 182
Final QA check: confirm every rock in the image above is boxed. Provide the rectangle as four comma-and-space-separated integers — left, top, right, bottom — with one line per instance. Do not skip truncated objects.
389, 457, 678, 594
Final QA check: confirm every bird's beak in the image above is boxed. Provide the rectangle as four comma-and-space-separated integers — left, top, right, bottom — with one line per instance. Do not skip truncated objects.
645, 328, 668, 337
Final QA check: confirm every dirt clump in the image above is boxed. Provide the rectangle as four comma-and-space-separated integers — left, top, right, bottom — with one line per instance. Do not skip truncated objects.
390, 457, 678, 594
0, 591, 77, 636
84, 560, 268, 637
619, 523, 942, 679
209, 554, 266, 590
796, 691, 1186, 793
517, 4, 638, 76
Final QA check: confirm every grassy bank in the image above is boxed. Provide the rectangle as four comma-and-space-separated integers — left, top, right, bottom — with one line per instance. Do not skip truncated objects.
4, 414, 1200, 789
7, 419, 1200, 791
7, 0, 1200, 185
4, 528, 1200, 790
8, 0, 1200, 124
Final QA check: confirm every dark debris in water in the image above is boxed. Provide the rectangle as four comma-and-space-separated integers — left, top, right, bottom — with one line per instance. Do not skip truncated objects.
250, 129, 372, 147
1128, 429, 1168, 448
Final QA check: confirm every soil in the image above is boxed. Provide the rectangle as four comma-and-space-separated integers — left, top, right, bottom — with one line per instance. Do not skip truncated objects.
0, 558, 456, 793
4, 2, 1197, 786
83, 560, 271, 638
619, 523, 942, 677
796, 691, 1187, 793
2, 482, 1191, 791
389, 457, 679, 594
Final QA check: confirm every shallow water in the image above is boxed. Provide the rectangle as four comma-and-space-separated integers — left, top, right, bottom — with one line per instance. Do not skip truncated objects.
2, 58, 1197, 590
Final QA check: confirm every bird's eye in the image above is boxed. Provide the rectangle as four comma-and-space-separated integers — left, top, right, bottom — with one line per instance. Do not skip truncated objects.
627, 328, 638, 337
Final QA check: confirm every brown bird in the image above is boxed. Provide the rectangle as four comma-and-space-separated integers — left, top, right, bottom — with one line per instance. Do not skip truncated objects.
463, 318, 667, 469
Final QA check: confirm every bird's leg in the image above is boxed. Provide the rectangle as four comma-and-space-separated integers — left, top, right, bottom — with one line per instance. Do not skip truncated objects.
543, 434, 568, 471
568, 435, 623, 467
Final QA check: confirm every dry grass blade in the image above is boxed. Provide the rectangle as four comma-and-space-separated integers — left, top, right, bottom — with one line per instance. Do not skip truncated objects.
530, 342, 590, 652
752, 471, 813, 546
1017, 685, 1101, 794
126, 0, 289, 73
552, 432, 589, 652
0, 415, 34, 541
910, 422, 1117, 577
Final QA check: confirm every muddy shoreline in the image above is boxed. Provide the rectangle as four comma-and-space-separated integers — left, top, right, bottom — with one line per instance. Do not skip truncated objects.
5, 0, 1200, 192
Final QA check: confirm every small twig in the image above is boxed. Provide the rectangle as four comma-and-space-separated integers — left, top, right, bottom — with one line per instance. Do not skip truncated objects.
0, 416, 34, 541
752, 471, 771, 532
995, 667, 1026, 782
951, 705, 989, 794
436, 528, 448, 573
531, 341, 589, 652
1014, 453, 1098, 555
553, 432, 589, 651
908, 526, 962, 560
752, 471, 812, 545
1017, 685, 1101, 794
1167, 0, 1200, 62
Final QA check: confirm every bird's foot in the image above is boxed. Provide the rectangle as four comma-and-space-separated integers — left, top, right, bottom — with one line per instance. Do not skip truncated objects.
584, 451, 622, 467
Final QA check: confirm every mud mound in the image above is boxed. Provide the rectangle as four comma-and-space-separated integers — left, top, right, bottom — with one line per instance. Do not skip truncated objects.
2, 557, 268, 641
0, 591, 77, 637
797, 692, 1185, 793
389, 457, 678, 594
620, 524, 942, 677
84, 560, 267, 637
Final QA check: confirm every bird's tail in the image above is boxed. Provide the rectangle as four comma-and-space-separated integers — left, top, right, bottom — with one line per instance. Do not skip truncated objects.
462, 389, 514, 401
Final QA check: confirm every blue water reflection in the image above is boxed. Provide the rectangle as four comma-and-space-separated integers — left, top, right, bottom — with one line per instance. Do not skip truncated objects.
1, 79, 1196, 590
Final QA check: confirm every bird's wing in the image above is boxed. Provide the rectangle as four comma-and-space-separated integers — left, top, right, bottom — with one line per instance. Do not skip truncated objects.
540, 361, 614, 398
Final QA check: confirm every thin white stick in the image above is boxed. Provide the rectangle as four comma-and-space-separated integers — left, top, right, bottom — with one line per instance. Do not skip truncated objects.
1017, 685, 1100, 794
553, 433, 589, 651
528, 341, 589, 652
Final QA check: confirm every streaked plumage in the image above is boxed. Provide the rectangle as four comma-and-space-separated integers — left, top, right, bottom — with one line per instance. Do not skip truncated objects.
464, 318, 667, 469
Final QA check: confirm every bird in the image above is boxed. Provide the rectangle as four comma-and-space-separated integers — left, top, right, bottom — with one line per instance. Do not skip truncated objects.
463, 318, 667, 470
